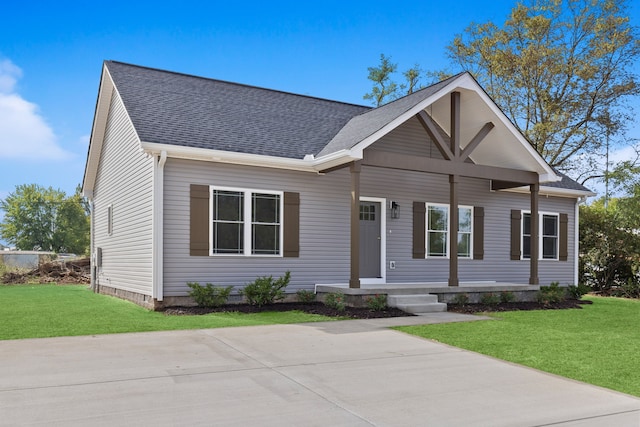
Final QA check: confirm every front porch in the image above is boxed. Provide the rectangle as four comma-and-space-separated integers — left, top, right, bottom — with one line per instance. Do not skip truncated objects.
315, 282, 541, 312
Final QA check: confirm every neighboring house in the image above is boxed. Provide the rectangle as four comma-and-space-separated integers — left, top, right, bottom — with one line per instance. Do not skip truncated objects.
82, 61, 594, 308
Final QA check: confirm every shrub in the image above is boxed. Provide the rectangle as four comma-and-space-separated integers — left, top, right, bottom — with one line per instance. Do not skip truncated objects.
618, 279, 640, 299
500, 291, 516, 303
296, 289, 316, 303
187, 282, 233, 308
324, 292, 346, 312
365, 294, 387, 311
480, 292, 500, 306
452, 293, 470, 305
537, 282, 565, 305
241, 271, 291, 307
567, 283, 590, 300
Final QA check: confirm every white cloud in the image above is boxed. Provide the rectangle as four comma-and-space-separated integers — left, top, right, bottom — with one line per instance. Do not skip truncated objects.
0, 59, 71, 160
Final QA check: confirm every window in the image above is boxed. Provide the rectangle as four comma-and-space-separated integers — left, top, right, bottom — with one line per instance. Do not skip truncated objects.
210, 187, 282, 256
360, 203, 376, 221
522, 212, 558, 260
542, 214, 558, 259
426, 204, 473, 258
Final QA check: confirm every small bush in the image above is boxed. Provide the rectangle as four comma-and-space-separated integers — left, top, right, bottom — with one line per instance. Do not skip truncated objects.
241, 271, 291, 307
451, 293, 469, 305
187, 282, 233, 308
500, 291, 516, 303
324, 292, 346, 312
537, 282, 565, 305
567, 283, 590, 300
617, 279, 640, 299
296, 289, 316, 303
365, 294, 387, 311
480, 292, 500, 306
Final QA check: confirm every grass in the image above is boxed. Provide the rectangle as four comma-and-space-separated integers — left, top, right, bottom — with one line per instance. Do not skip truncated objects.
397, 296, 640, 397
0, 284, 338, 340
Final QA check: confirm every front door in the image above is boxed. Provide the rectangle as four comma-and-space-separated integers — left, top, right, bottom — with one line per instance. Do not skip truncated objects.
359, 201, 381, 278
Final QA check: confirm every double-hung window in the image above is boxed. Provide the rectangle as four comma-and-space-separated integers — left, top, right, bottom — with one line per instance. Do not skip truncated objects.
210, 187, 282, 256
426, 204, 473, 258
522, 212, 559, 260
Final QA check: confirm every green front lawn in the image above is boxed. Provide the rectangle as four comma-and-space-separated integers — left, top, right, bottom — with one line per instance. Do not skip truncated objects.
397, 296, 640, 397
0, 284, 336, 340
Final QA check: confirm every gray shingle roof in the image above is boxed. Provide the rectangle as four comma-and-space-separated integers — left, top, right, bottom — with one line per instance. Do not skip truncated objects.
545, 170, 593, 193
105, 61, 370, 159
104, 61, 590, 194
317, 74, 463, 157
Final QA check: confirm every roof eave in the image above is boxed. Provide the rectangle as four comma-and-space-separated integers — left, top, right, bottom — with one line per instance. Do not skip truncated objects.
82, 63, 114, 197
500, 185, 596, 198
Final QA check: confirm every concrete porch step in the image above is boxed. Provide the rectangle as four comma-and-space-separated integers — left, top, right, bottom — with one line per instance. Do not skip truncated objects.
387, 294, 447, 314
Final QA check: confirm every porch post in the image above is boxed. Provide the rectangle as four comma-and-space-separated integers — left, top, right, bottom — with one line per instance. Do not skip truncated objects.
350, 161, 361, 288
530, 182, 539, 285
449, 174, 459, 286
449, 91, 461, 287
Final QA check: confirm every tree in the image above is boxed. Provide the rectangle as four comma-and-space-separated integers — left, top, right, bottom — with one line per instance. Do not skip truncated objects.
580, 198, 640, 295
364, 54, 424, 106
0, 184, 89, 254
447, 0, 640, 175
366, 1, 640, 178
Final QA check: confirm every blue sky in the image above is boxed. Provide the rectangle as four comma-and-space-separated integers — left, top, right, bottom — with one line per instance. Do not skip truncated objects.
1, 0, 639, 227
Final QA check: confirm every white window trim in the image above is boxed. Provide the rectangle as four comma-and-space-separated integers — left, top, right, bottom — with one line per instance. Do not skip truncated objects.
209, 186, 284, 257
521, 211, 559, 261
425, 203, 473, 259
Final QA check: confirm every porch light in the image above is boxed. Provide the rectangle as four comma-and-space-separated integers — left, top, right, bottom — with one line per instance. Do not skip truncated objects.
390, 201, 400, 219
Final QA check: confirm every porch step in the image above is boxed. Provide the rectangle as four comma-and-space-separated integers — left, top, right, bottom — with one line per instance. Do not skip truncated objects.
387, 294, 447, 314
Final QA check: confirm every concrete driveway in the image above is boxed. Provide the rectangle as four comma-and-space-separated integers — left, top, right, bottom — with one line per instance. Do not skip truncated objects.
1, 313, 639, 426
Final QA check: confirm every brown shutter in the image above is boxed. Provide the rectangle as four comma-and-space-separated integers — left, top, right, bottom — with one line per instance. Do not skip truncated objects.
473, 207, 484, 260
190, 184, 210, 256
283, 192, 300, 257
559, 213, 568, 261
510, 209, 521, 260
413, 202, 426, 259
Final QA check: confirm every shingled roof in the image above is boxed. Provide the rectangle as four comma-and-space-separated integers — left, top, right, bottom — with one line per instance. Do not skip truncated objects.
99, 61, 592, 195
106, 61, 370, 159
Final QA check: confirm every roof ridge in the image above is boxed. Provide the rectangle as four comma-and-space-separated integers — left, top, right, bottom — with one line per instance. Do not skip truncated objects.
105, 60, 372, 109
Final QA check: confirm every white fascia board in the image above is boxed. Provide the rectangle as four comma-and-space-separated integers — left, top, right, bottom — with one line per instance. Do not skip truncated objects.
141, 142, 364, 173
141, 142, 316, 172
502, 185, 596, 199
83, 65, 114, 196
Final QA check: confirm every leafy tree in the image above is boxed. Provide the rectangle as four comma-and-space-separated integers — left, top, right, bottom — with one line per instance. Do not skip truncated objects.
579, 198, 640, 292
366, 0, 640, 177
364, 54, 424, 106
449, 0, 640, 174
0, 184, 89, 254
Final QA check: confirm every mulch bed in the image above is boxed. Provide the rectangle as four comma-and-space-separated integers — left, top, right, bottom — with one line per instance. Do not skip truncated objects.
447, 298, 593, 314
162, 301, 413, 319
162, 299, 593, 318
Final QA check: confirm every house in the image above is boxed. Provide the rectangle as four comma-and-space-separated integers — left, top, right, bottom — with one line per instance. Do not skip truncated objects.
82, 61, 594, 309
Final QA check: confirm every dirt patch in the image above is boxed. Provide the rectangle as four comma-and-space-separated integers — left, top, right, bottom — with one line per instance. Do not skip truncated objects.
1, 258, 91, 285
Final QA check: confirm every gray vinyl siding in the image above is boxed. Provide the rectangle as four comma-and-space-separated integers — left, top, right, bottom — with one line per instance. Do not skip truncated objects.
93, 91, 154, 295
359, 165, 576, 286
368, 116, 445, 159
163, 159, 353, 296
163, 126, 577, 296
